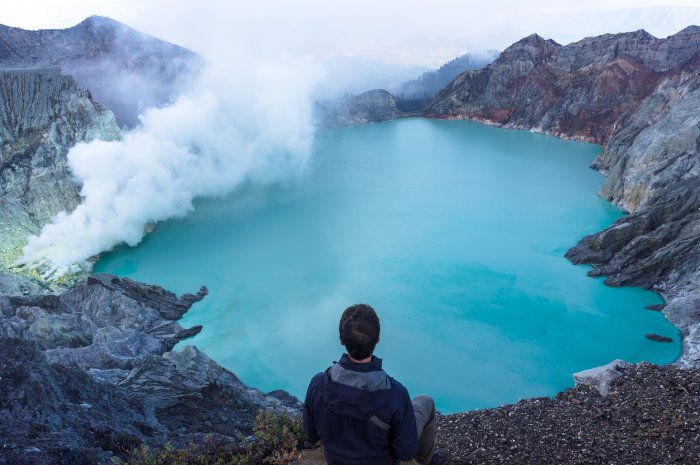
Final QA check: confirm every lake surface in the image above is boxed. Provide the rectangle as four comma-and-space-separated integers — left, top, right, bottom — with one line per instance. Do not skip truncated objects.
96, 119, 681, 413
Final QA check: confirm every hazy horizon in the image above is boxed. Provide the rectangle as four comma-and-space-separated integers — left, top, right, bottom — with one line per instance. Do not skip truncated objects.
4, 2, 700, 67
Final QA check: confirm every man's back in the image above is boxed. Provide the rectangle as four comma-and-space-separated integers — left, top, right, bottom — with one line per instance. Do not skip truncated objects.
303, 354, 419, 465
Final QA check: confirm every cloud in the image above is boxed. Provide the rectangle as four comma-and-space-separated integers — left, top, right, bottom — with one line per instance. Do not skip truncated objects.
18, 56, 323, 277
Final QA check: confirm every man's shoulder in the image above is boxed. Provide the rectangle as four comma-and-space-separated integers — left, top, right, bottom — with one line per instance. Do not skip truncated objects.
307, 369, 327, 390
386, 374, 410, 398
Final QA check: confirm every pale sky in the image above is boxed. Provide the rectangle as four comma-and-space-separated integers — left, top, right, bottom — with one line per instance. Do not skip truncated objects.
4, 1, 700, 66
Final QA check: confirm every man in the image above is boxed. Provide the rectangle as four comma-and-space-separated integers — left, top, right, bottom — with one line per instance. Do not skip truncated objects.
303, 304, 446, 465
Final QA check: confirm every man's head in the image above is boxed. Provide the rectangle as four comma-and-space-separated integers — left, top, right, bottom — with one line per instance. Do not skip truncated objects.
339, 304, 380, 360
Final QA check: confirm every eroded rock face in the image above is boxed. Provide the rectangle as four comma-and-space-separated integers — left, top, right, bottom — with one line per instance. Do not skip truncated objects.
565, 59, 700, 367
425, 27, 699, 144
0, 68, 120, 276
0, 274, 299, 464
594, 58, 700, 213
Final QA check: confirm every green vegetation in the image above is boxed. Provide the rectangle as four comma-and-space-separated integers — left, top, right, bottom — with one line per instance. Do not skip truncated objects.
111, 410, 306, 465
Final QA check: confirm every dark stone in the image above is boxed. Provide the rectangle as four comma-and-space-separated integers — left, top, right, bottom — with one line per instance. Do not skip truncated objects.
645, 333, 674, 343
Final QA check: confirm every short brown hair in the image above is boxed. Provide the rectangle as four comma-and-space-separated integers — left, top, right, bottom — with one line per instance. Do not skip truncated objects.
339, 304, 380, 360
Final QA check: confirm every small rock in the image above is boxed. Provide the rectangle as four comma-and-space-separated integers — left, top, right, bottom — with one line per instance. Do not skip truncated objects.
573, 359, 631, 396
646, 334, 673, 343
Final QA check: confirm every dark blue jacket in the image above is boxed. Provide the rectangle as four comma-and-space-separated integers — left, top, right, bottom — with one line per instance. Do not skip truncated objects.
303, 354, 418, 465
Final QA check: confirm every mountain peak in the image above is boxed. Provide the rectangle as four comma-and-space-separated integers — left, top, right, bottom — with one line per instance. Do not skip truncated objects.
70, 15, 128, 33
672, 24, 700, 36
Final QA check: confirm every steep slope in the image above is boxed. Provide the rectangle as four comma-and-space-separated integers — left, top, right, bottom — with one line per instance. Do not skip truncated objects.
0, 16, 200, 126
426, 26, 700, 367
0, 68, 120, 289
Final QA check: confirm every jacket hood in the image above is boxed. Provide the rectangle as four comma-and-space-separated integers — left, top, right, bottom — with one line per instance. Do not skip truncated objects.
323, 354, 394, 420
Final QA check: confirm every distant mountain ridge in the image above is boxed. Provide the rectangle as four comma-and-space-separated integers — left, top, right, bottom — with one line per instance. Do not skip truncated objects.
392, 50, 498, 109
426, 26, 700, 143
0, 15, 200, 126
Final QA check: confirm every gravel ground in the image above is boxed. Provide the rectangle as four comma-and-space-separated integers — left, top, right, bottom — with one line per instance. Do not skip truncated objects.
436, 363, 700, 465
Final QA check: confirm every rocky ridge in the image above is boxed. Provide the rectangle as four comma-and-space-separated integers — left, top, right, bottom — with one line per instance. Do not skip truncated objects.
425, 27, 699, 143
0, 16, 200, 126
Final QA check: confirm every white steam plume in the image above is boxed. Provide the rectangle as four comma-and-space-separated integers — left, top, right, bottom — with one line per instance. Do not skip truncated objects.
18, 57, 322, 278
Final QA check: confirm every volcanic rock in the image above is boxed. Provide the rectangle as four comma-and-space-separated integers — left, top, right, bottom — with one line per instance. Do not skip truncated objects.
0, 274, 299, 464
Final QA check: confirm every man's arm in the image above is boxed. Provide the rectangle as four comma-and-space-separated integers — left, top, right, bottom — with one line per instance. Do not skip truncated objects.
303, 373, 323, 443
389, 388, 419, 461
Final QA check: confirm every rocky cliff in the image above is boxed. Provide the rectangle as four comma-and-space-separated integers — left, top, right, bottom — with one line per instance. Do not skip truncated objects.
0, 68, 120, 292
423, 26, 700, 367
0, 274, 296, 465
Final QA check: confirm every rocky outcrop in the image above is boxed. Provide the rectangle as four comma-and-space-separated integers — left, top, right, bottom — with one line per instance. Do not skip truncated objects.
315, 89, 413, 127
0, 274, 299, 464
0, 68, 120, 283
572, 359, 631, 396
421, 26, 700, 367
425, 27, 699, 144
0, 16, 200, 126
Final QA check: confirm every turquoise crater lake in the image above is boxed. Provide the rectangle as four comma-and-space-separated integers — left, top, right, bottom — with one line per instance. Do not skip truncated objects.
96, 119, 680, 413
